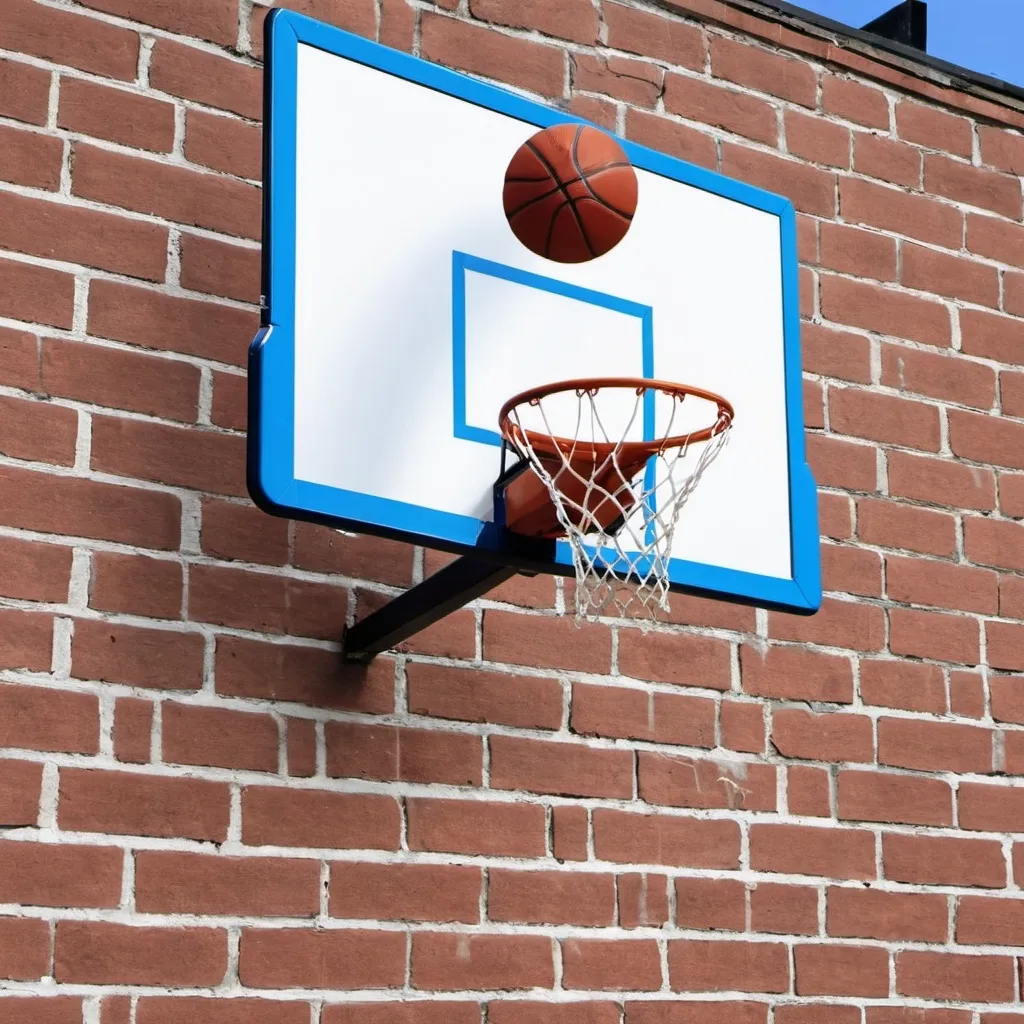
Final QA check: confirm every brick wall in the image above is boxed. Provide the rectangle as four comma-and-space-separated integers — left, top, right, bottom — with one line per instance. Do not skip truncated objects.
1, 0, 1023, 1020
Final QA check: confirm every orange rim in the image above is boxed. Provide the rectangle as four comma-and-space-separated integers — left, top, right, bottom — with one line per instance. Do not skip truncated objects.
498, 377, 734, 464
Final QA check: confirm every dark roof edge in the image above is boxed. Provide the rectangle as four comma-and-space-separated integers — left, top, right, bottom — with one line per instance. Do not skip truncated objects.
663, 0, 1024, 117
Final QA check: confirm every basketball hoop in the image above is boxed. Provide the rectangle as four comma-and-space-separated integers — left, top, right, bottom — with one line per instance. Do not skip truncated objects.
498, 377, 734, 621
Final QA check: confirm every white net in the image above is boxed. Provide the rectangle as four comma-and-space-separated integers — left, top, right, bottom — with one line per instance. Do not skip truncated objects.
504, 383, 732, 622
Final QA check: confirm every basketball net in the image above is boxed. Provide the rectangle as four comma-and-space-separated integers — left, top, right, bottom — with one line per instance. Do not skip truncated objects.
504, 384, 733, 622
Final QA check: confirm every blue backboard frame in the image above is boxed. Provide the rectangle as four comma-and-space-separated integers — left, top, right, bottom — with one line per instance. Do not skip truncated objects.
248, 9, 822, 614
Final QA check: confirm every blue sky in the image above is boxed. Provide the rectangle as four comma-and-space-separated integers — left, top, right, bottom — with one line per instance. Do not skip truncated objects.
792, 0, 1023, 87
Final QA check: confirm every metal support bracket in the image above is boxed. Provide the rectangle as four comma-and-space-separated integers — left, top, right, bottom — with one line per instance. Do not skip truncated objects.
341, 554, 520, 664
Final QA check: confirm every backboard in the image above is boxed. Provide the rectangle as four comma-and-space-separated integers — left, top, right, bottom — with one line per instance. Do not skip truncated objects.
249, 10, 822, 614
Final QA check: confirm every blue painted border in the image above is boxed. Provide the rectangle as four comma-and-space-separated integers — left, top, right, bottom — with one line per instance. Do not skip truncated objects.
451, 251, 654, 448
248, 9, 821, 613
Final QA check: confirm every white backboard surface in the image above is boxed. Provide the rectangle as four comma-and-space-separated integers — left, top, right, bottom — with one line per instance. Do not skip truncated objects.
250, 11, 821, 612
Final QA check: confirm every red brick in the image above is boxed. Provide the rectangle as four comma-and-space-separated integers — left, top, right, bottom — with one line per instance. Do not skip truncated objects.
803, 324, 872, 385
885, 832, 1007, 887
821, 544, 882, 597
991, 676, 1024, 723
819, 493, 854, 540
0, 609, 51, 674
0, 680, 97, 752
0, 191, 168, 283
926, 154, 1022, 220
286, 718, 316, 777
90, 552, 182, 620
180, 234, 260, 305
859, 659, 945, 713
483, 610, 610, 673
857, 498, 955, 557
903, 243, 1000, 308
840, 177, 962, 249
0, 257, 75, 329
92, 417, 245, 497
421, 12, 563, 97
711, 36, 816, 106
896, 950, 1014, 1003
626, 1004, 767, 1024
888, 451, 995, 511
882, 343, 995, 410
620, 628, 732, 689
603, 3, 704, 67
163, 703, 279, 773
951, 409, 1024, 471
326, 722, 482, 787
185, 109, 262, 181
0, 325, 40, 391
413, 932, 553, 990
742, 644, 854, 702
59, 77, 174, 153
961, 309, 1024, 366
854, 132, 922, 188
0, 465, 179, 550
563, 938, 661, 991
625, 109, 718, 170
489, 1006, 619, 1024
819, 223, 896, 281
619, 873, 669, 928
950, 670, 986, 718
137, 999, 311, 1024
896, 100, 973, 158
0, 58, 50, 126
0, 0, 139, 80
0, 395, 76, 466
149, 40, 261, 119
56, 922, 226, 985
1001, 472, 1024, 516
541, 808, 585, 869
73, 143, 260, 240
674, 877, 745, 932
788, 764, 831, 817
216, 636, 395, 713
593, 810, 740, 869
0, 536, 69, 604
960, 782, 1024, 832
573, 54, 662, 107
99, 996, 131, 1024
113, 697, 152, 764
669, 939, 788, 993
821, 274, 951, 347
572, 683, 714, 747
968, 213, 1024, 267
209, 371, 244, 429
295, 524, 413, 586
571, 94, 618, 131
60, 768, 230, 841
407, 662, 562, 730
988, 620, 1024, 671
488, 870, 613, 927
408, 798, 545, 858
200, 498, 288, 566
240, 928, 404, 989
79, 0, 236, 44
795, 944, 888, 997
881, 716, 992, 773
0, 917, 50, 981
1001, 731, 1024, 774
969, 519, 1024, 575
42, 338, 198, 421
471, 0, 598, 43
0, 842, 121, 908
888, 553, 997, 614
0, 998, 85, 1024
243, 787, 399, 850
838, 768, 953, 826
723, 144, 836, 216
0, 760, 42, 826
1002, 370, 1024, 419
890, 607, 980, 664
249, 0, 377, 59
980, 125, 1024, 174
491, 735, 632, 799
772, 597, 885, 652
777, 1007, 860, 1024
822, 76, 889, 128
88, 279, 257, 366
663, 76, 777, 147
73, 621, 204, 691
750, 883, 819, 935
135, 851, 319, 917
786, 110, 850, 168
772, 708, 872, 762
750, 824, 875, 880
720, 699, 765, 753
957, 896, 1024, 946
640, 752, 775, 811
331, 862, 481, 923
190, 563, 346, 639
831, 387, 941, 452
805, 434, 877, 491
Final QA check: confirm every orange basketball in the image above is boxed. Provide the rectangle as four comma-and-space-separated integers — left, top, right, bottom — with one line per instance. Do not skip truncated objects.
503, 123, 638, 263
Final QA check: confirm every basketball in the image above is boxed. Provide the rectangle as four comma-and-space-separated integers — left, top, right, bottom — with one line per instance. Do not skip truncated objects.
503, 123, 638, 263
